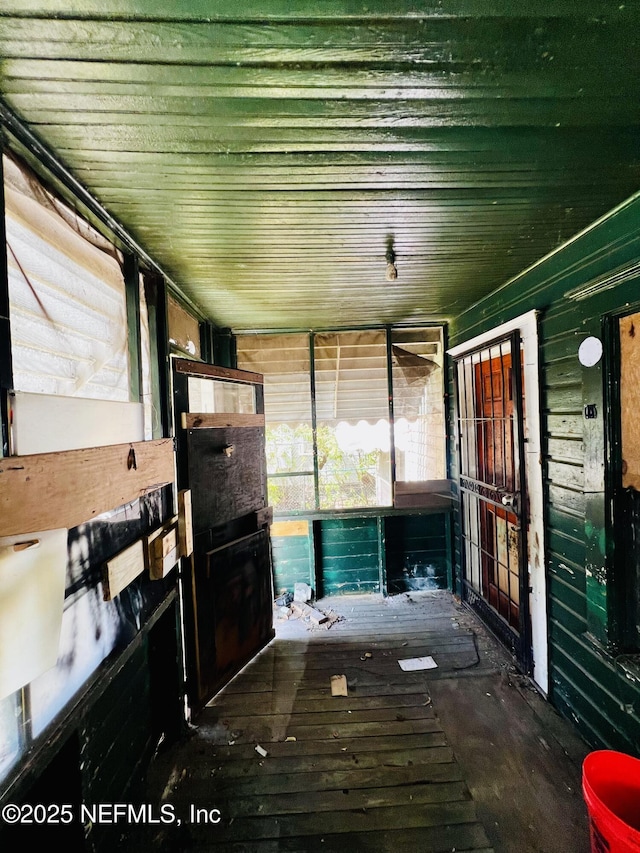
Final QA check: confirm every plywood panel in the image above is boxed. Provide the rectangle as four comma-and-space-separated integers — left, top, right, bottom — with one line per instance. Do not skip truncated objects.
187, 427, 266, 533
620, 311, 640, 490
0, 438, 175, 536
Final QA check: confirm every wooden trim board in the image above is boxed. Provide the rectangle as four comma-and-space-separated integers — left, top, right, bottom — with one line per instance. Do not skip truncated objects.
0, 439, 175, 537
174, 358, 263, 385
178, 489, 194, 557
181, 412, 265, 430
149, 523, 179, 580
103, 539, 145, 601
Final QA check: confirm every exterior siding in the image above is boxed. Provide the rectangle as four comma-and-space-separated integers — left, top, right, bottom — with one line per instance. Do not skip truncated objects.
449, 190, 640, 755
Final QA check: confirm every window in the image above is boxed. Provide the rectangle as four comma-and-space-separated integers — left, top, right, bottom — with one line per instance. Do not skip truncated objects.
3, 152, 156, 452
5, 153, 129, 402
391, 327, 446, 483
236, 327, 445, 513
236, 333, 315, 511
314, 330, 391, 509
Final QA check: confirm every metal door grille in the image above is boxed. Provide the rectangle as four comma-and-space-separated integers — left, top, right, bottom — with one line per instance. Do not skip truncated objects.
455, 333, 531, 671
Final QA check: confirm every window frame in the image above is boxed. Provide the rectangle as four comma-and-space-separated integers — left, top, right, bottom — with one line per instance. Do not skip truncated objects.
236, 325, 447, 516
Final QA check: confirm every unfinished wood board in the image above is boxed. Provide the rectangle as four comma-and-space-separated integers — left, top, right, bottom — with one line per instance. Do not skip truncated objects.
271, 519, 309, 537
178, 489, 193, 557
330, 674, 348, 696
147, 518, 180, 580
620, 311, 640, 490
0, 439, 175, 537
175, 357, 263, 385
103, 539, 145, 601
0, 529, 67, 700
181, 412, 265, 429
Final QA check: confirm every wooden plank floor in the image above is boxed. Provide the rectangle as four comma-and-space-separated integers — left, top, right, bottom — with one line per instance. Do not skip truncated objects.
121, 590, 592, 851
125, 591, 497, 852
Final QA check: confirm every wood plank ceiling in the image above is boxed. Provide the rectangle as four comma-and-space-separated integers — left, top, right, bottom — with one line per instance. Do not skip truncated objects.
1, 2, 639, 331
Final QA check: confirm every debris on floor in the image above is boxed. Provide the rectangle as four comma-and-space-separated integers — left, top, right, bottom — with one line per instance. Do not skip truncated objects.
293, 582, 313, 602
291, 600, 328, 624
276, 592, 346, 630
330, 674, 349, 696
398, 655, 438, 671
254, 744, 268, 758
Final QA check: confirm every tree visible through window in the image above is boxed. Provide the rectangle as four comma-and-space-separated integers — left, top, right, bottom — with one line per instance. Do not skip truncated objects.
236, 327, 445, 513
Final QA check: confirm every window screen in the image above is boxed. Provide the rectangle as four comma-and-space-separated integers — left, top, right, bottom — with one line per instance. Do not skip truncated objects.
237, 333, 314, 510
314, 330, 391, 509
391, 327, 445, 481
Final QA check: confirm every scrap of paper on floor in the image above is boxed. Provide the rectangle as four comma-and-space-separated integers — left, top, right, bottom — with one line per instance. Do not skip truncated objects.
398, 656, 438, 671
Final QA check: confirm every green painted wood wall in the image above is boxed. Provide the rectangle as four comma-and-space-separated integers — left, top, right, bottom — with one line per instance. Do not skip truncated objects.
0, 599, 183, 852
271, 531, 313, 596
317, 517, 380, 597
385, 514, 449, 594
271, 512, 451, 598
449, 189, 640, 755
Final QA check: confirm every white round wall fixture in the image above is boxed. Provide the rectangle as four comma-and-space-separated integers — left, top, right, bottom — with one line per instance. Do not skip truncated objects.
578, 336, 603, 367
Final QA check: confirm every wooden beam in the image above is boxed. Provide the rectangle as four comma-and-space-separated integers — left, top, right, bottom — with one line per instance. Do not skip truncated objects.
0, 438, 175, 537
181, 412, 265, 429
174, 358, 263, 385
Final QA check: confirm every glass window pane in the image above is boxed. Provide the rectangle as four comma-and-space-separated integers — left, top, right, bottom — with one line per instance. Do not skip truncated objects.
314, 330, 391, 509
0, 692, 22, 785
392, 328, 445, 482
187, 376, 256, 414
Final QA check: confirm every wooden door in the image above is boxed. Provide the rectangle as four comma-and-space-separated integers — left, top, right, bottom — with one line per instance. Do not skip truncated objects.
173, 358, 274, 713
455, 334, 531, 672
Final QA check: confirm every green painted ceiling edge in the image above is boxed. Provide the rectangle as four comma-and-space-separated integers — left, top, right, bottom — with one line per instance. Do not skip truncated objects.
1, 2, 639, 331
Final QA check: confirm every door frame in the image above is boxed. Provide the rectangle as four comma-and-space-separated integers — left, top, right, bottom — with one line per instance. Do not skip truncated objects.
171, 356, 273, 713
449, 310, 548, 695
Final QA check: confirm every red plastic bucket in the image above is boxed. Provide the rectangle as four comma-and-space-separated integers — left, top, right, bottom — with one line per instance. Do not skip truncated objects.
582, 750, 640, 852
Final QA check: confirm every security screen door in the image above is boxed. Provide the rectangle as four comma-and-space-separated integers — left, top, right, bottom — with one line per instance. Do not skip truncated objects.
455, 333, 531, 672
